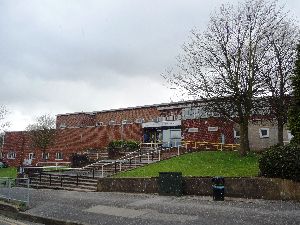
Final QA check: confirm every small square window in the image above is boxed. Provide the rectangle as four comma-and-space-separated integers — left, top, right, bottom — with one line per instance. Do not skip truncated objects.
29, 153, 35, 160
42, 153, 49, 160
7, 151, 16, 159
259, 128, 269, 138
234, 129, 240, 139
287, 131, 293, 141
55, 152, 63, 160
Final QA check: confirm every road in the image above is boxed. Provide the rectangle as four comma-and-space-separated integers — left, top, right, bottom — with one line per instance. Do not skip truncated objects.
0, 188, 299, 225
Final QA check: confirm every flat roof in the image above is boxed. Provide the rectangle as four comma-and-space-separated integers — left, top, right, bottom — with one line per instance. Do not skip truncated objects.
56, 99, 204, 117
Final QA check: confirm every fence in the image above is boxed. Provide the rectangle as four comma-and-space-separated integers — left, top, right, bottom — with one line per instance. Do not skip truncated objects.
0, 177, 30, 206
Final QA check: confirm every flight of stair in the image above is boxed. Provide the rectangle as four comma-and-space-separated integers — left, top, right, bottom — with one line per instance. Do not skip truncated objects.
29, 147, 186, 192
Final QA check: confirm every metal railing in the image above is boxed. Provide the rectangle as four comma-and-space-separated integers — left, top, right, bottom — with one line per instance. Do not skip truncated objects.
0, 177, 30, 206
80, 141, 240, 178
36, 161, 71, 168
99, 147, 161, 177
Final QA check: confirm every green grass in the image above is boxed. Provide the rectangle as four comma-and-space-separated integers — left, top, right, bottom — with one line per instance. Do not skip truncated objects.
115, 151, 259, 178
0, 167, 17, 178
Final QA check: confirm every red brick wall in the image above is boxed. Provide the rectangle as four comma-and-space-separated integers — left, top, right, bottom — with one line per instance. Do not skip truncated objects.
56, 113, 96, 128
182, 118, 234, 144
95, 107, 160, 124
56, 107, 161, 129
2, 131, 33, 167
3, 124, 143, 167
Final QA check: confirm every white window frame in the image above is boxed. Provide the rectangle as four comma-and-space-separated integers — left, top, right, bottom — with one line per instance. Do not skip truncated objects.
108, 120, 115, 125
259, 128, 270, 138
234, 129, 240, 139
287, 130, 293, 141
55, 152, 63, 160
135, 118, 144, 124
42, 152, 49, 160
7, 151, 16, 159
29, 152, 35, 160
96, 122, 104, 126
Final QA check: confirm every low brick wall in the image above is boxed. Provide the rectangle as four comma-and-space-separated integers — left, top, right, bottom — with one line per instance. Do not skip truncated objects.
97, 177, 300, 201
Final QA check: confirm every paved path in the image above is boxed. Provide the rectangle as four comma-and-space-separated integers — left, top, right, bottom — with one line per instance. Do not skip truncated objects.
1, 188, 300, 225
0, 215, 43, 225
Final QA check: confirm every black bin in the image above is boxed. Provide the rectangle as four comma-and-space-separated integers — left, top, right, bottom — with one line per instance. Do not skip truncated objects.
212, 176, 225, 201
158, 172, 183, 196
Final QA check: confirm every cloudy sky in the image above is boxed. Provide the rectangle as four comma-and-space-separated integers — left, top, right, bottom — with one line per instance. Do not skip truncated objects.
1, 0, 299, 131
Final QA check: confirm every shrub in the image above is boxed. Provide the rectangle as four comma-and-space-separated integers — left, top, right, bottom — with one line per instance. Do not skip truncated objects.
70, 153, 89, 168
259, 144, 300, 181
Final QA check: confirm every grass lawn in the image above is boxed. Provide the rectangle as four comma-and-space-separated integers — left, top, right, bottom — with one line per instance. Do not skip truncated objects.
0, 167, 17, 178
115, 151, 259, 178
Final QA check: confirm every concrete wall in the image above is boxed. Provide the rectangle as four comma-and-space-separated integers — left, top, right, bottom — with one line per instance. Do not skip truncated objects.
97, 177, 300, 201
247, 122, 290, 151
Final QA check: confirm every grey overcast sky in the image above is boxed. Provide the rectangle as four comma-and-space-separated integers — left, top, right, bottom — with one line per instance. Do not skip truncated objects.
1, 0, 299, 131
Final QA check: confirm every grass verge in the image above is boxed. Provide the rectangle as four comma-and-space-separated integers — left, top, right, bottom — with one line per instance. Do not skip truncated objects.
0, 167, 17, 178
115, 151, 259, 178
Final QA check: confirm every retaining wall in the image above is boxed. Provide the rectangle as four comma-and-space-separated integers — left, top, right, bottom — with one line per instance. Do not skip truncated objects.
97, 177, 300, 201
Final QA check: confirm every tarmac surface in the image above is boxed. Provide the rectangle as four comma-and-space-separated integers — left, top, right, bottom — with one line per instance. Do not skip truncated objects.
1, 187, 300, 225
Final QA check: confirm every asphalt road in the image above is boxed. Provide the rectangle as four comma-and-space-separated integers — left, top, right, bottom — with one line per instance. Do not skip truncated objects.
0, 188, 300, 225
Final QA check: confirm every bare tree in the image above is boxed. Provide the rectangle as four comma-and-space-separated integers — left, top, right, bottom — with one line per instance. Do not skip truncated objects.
263, 19, 299, 145
164, 0, 281, 155
0, 105, 10, 147
0, 105, 10, 132
26, 114, 56, 159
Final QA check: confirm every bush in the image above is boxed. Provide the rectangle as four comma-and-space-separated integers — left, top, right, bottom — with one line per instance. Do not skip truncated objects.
259, 144, 300, 181
70, 153, 90, 168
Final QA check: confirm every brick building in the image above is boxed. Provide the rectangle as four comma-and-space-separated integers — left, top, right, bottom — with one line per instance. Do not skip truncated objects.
1, 100, 292, 167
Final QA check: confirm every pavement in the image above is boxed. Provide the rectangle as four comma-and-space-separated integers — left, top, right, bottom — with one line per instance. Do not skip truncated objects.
0, 187, 300, 225
0, 215, 43, 225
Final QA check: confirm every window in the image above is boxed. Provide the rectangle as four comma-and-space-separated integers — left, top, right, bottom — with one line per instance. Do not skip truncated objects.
55, 152, 63, 160
42, 152, 49, 160
234, 129, 240, 139
135, 118, 144, 124
29, 153, 35, 160
59, 123, 66, 129
287, 131, 293, 141
7, 151, 16, 159
259, 128, 270, 138
108, 120, 115, 125
96, 122, 104, 126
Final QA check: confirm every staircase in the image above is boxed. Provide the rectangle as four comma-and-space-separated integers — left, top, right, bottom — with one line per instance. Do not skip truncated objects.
28, 141, 236, 192
82, 147, 161, 177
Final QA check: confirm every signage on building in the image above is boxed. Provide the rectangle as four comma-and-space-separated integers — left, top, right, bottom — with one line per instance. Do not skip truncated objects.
188, 128, 199, 133
208, 127, 218, 132
142, 120, 181, 128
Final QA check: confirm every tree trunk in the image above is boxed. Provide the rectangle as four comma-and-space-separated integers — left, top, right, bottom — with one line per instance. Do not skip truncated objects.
239, 120, 250, 156
277, 117, 284, 146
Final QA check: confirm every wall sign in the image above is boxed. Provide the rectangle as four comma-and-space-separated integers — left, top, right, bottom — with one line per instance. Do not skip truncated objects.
208, 127, 218, 132
188, 128, 199, 133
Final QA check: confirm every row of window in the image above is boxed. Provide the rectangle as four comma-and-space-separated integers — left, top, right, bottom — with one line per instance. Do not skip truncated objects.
234, 128, 270, 139
234, 129, 293, 140
7, 152, 64, 160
